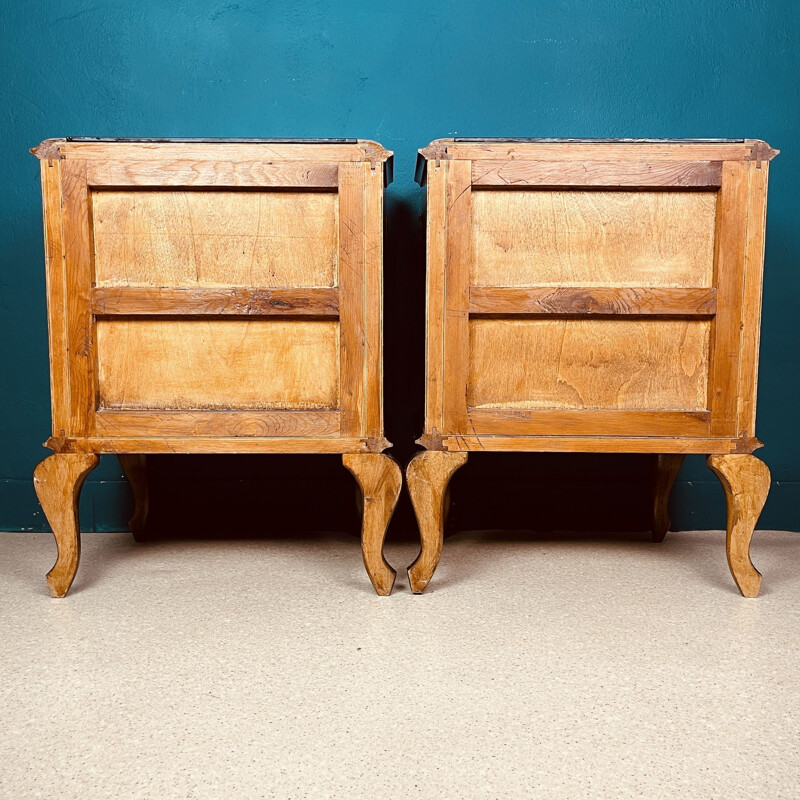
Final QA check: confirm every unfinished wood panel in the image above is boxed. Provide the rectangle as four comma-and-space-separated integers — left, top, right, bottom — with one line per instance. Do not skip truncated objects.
470, 190, 717, 288
472, 160, 723, 187
469, 286, 717, 316
423, 163, 448, 434
96, 319, 339, 410
468, 318, 710, 412
91, 287, 339, 316
92, 190, 338, 288
94, 410, 340, 438
421, 139, 774, 164
54, 140, 387, 163
87, 160, 338, 187
363, 166, 384, 439
709, 163, 750, 436
40, 159, 70, 434
61, 160, 94, 437
338, 162, 367, 436
737, 162, 770, 438
466, 408, 710, 437
59, 436, 376, 455
441, 435, 757, 455
442, 160, 472, 432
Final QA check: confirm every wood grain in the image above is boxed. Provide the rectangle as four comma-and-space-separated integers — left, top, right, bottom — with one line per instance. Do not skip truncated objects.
440, 435, 759, 455
39, 159, 70, 435
423, 161, 448, 435
469, 286, 717, 316
707, 454, 771, 597
33, 453, 99, 597
91, 287, 340, 317
406, 450, 468, 593
472, 160, 722, 187
342, 453, 402, 595
338, 162, 367, 436
442, 160, 472, 433
94, 410, 340, 438
470, 190, 716, 288
468, 318, 710, 412
467, 408, 710, 437
92, 190, 338, 289
88, 160, 338, 187
57, 437, 379, 455
61, 160, 94, 437
96, 319, 340, 410
364, 165, 384, 440
709, 162, 750, 436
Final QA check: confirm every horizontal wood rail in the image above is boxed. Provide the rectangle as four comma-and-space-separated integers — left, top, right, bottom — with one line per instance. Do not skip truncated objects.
468, 286, 717, 316
471, 160, 723, 188
93, 409, 340, 438
91, 287, 340, 317
87, 160, 340, 187
467, 408, 711, 437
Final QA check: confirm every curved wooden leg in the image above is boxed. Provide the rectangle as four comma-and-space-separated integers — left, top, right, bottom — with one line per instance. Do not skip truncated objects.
342, 453, 402, 596
707, 454, 771, 597
406, 450, 468, 593
119, 454, 150, 542
33, 453, 99, 598
651, 454, 685, 542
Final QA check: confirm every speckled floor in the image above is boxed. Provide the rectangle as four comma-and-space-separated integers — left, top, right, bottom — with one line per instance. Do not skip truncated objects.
1, 529, 799, 799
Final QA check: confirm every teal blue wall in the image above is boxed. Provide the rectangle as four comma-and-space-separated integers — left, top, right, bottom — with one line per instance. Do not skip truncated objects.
1, 1, 798, 532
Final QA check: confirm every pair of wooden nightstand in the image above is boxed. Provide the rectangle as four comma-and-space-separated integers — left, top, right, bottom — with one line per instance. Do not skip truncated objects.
32, 137, 777, 598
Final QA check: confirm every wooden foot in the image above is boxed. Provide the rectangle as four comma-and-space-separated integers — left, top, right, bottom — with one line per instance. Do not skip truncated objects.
33, 453, 99, 597
406, 450, 468, 593
342, 453, 402, 596
707, 454, 771, 597
651, 454, 685, 542
119, 454, 150, 542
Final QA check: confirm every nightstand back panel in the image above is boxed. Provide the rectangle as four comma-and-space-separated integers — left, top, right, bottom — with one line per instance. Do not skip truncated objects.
96, 319, 340, 410
468, 318, 710, 411
471, 189, 716, 288
92, 189, 338, 288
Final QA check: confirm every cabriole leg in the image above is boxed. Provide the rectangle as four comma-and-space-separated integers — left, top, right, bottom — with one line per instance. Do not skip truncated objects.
33, 452, 99, 598
707, 454, 771, 597
342, 453, 402, 596
406, 450, 468, 593
651, 454, 686, 542
119, 454, 150, 542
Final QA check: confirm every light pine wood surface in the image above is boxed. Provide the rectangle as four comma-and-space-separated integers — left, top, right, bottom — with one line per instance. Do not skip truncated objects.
406, 451, 468, 593
342, 454, 402, 595
33, 138, 395, 595
707, 454, 771, 597
33, 453, 99, 597
414, 139, 776, 595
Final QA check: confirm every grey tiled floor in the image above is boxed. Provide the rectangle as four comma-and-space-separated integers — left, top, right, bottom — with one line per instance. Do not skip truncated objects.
1, 529, 799, 799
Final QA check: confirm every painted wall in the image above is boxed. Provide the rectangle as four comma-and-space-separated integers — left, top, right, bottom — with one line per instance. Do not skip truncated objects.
1, 0, 798, 533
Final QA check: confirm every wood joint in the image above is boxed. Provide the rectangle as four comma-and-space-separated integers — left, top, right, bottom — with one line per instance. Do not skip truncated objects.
45, 435, 75, 453
31, 139, 65, 160
416, 428, 446, 451
366, 436, 392, 453
746, 141, 779, 168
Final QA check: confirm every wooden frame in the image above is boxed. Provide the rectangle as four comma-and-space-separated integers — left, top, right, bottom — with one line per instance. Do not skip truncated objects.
33, 138, 400, 596
410, 138, 777, 596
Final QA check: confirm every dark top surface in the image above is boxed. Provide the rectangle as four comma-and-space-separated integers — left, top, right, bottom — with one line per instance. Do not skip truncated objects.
65, 137, 359, 144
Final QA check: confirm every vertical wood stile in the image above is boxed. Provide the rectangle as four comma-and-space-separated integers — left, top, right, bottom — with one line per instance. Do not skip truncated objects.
40, 159, 70, 435
338, 161, 367, 436
423, 161, 448, 437
442, 160, 472, 434
736, 162, 770, 438
709, 161, 749, 437
363, 164, 384, 439
60, 160, 93, 437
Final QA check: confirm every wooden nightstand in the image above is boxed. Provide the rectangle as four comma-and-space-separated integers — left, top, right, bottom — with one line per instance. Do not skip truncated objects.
32, 137, 400, 597
409, 137, 777, 596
